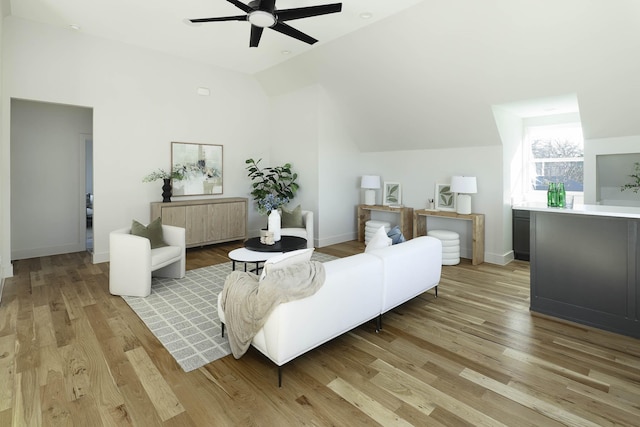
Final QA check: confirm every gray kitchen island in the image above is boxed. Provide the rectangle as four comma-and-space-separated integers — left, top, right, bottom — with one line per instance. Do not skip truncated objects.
514, 202, 640, 339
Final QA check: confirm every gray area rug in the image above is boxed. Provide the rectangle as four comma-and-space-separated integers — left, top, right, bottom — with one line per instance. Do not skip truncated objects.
122, 251, 338, 372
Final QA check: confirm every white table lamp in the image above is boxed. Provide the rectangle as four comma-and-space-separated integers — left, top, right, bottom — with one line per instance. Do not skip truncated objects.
361, 175, 381, 205
451, 176, 477, 215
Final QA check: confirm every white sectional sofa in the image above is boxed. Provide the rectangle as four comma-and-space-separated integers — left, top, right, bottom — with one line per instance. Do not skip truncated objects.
218, 235, 442, 385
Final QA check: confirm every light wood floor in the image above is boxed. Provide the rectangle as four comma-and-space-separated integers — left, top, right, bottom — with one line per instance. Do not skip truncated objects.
1, 241, 639, 426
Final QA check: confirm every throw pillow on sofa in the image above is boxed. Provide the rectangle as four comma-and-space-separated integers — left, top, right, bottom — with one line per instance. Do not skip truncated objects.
387, 226, 406, 245
281, 204, 304, 228
365, 226, 392, 253
260, 247, 315, 281
131, 217, 167, 249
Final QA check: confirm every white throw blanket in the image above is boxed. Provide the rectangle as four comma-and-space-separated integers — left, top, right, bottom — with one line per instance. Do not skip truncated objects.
219, 261, 326, 358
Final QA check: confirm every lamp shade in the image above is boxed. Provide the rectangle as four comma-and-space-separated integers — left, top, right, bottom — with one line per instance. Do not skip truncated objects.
450, 176, 477, 194
361, 175, 381, 189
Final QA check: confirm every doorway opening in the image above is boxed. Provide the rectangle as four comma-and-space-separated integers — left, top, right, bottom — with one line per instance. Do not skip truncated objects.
10, 99, 94, 260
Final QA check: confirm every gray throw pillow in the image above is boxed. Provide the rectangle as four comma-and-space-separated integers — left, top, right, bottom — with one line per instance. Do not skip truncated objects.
281, 205, 304, 228
131, 217, 168, 249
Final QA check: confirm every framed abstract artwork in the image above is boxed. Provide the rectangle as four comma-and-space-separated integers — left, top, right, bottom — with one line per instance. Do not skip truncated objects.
171, 142, 223, 196
383, 182, 402, 205
435, 182, 456, 211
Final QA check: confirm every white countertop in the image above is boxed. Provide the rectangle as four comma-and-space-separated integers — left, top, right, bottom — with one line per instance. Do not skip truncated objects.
512, 202, 640, 219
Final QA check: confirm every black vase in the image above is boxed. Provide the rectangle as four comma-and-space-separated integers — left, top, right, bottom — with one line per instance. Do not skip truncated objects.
162, 179, 172, 203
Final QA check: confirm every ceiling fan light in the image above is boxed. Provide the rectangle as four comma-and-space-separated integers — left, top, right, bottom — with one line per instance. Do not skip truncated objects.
248, 10, 276, 28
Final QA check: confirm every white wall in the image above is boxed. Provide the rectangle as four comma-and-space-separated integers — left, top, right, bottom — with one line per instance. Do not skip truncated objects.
0, 0, 6, 291
317, 87, 362, 246
268, 84, 370, 248
10, 99, 92, 259
267, 85, 321, 243
493, 106, 525, 263
2, 17, 271, 268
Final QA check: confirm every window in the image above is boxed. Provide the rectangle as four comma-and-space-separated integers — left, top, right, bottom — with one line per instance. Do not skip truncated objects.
524, 123, 584, 192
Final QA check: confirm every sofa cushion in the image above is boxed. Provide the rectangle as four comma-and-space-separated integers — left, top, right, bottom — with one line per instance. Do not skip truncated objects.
279, 228, 307, 239
387, 226, 406, 245
365, 226, 392, 253
150, 245, 182, 269
131, 217, 167, 249
281, 204, 304, 228
260, 247, 314, 281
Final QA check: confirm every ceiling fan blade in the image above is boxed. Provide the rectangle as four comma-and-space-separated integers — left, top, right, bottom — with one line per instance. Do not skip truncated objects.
250, 25, 264, 47
259, 0, 276, 13
226, 0, 252, 13
271, 22, 317, 45
190, 15, 247, 23
277, 3, 342, 21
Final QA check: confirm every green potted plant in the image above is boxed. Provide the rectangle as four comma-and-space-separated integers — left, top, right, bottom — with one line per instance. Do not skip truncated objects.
245, 158, 299, 214
143, 167, 187, 202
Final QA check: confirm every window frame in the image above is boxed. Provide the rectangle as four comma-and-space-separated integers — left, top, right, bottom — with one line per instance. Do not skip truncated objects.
522, 121, 584, 198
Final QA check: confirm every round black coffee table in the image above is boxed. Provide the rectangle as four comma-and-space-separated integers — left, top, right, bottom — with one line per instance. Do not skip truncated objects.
244, 236, 307, 252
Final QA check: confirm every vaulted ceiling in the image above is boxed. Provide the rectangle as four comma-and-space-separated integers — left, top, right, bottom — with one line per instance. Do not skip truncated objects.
7, 0, 640, 152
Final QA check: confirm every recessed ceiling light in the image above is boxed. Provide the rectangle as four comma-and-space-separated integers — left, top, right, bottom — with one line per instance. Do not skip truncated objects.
281, 50, 291, 55
359, 12, 373, 19
69, 24, 81, 31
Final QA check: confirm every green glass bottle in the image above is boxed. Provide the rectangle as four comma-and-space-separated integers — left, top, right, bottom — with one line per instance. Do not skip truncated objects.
547, 182, 556, 207
557, 182, 566, 208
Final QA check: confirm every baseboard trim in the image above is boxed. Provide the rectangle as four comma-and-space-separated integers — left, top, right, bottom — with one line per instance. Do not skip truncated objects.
12, 243, 86, 261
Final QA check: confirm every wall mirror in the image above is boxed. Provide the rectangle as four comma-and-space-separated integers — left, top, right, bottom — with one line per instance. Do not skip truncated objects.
171, 142, 223, 196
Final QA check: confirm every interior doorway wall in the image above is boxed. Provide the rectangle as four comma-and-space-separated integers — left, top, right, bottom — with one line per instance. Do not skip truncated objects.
10, 99, 94, 260
85, 135, 94, 252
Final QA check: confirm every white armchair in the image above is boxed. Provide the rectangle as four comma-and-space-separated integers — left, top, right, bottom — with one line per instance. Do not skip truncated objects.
280, 210, 314, 248
109, 224, 186, 297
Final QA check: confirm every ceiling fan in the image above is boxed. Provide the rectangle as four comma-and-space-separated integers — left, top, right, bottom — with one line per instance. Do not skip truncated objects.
190, 0, 342, 47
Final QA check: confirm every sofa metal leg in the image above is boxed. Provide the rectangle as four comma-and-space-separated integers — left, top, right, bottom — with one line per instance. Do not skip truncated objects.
435, 286, 438, 298
278, 366, 283, 388
221, 322, 225, 338
375, 314, 382, 333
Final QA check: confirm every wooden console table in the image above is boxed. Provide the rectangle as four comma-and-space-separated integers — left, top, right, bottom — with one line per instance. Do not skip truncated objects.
357, 205, 414, 242
413, 209, 485, 265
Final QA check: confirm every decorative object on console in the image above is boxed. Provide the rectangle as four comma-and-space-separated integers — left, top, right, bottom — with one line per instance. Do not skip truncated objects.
268, 209, 282, 242
245, 158, 299, 215
143, 167, 188, 202
361, 175, 381, 205
435, 182, 456, 212
450, 176, 477, 215
171, 142, 223, 196
383, 182, 401, 205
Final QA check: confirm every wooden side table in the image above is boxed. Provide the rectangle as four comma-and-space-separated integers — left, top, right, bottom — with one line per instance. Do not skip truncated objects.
413, 209, 485, 265
357, 205, 414, 242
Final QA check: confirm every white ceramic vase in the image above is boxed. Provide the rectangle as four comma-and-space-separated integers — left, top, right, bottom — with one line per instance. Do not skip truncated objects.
268, 209, 281, 242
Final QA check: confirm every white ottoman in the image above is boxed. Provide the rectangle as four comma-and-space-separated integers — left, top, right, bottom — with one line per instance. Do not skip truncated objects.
365, 220, 391, 244
427, 230, 460, 265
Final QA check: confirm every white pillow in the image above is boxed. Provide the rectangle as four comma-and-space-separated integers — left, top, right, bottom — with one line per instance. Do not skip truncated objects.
260, 248, 315, 281
365, 226, 392, 253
